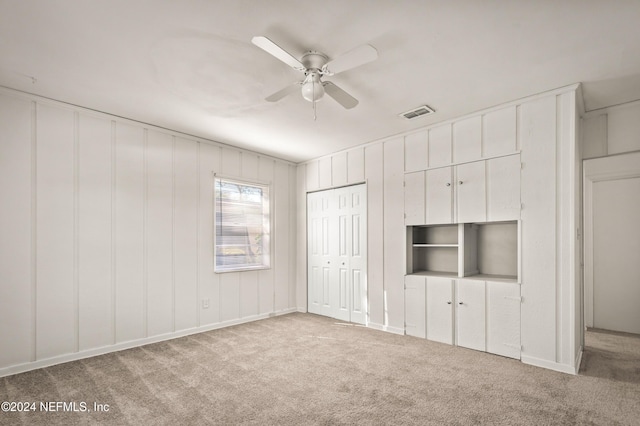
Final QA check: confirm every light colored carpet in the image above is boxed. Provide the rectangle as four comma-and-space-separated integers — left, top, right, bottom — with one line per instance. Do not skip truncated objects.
1, 313, 639, 425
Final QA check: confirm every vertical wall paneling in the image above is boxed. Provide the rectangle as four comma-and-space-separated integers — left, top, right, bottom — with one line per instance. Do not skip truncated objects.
520, 95, 557, 364
241, 151, 259, 181
114, 122, 145, 343
404, 130, 428, 172
0, 89, 298, 375
365, 144, 384, 326
0, 94, 33, 366
453, 116, 482, 163
258, 156, 275, 315
383, 138, 405, 332
428, 124, 452, 168
198, 143, 221, 325
296, 164, 307, 309
221, 147, 241, 176
174, 137, 198, 331
331, 152, 348, 187
306, 161, 319, 191
318, 157, 332, 189
219, 273, 240, 321
239, 270, 259, 318
78, 114, 112, 351
556, 91, 576, 366
347, 147, 365, 184
288, 165, 297, 309
274, 161, 290, 312
483, 106, 517, 158
35, 103, 76, 360
607, 104, 640, 155
145, 130, 174, 336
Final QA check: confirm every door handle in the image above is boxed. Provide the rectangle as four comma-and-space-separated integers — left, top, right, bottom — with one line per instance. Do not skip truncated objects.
447, 301, 452, 305
446, 182, 451, 187
458, 302, 463, 305
458, 181, 463, 185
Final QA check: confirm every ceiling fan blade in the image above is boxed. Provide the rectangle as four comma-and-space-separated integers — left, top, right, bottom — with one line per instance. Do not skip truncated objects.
265, 83, 301, 102
323, 44, 378, 75
251, 36, 306, 72
323, 81, 359, 109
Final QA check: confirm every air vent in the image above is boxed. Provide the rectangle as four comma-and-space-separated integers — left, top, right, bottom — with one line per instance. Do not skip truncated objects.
399, 105, 435, 120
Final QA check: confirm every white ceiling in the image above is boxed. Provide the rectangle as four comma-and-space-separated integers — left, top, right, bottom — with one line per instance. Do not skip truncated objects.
1, 1, 639, 163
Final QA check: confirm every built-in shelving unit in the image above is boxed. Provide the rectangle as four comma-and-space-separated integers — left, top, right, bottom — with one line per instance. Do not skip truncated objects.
406, 221, 519, 283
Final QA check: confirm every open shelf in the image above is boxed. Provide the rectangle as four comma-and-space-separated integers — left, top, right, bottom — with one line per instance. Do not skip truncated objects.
407, 221, 519, 283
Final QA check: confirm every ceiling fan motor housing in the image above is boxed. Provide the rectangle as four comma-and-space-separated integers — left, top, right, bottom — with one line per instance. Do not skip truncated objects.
301, 51, 328, 71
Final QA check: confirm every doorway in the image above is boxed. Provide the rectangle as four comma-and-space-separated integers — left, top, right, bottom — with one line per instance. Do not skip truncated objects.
307, 184, 367, 324
584, 152, 640, 334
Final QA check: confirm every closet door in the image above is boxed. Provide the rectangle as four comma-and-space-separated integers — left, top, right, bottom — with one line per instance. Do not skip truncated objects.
307, 184, 367, 324
405, 275, 426, 338
307, 190, 337, 318
347, 184, 367, 325
455, 279, 486, 351
335, 187, 352, 322
456, 161, 486, 223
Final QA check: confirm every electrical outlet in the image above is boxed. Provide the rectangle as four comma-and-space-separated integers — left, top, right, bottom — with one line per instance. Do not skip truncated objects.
202, 299, 210, 309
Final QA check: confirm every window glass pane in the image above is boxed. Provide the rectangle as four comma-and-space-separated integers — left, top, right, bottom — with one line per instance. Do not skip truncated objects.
214, 178, 270, 272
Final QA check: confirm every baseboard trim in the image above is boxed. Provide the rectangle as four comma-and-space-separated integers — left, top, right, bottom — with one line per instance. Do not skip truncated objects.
521, 355, 578, 375
0, 309, 298, 378
368, 322, 405, 336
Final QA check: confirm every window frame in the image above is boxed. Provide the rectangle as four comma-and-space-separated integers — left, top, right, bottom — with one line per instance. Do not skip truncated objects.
213, 174, 272, 273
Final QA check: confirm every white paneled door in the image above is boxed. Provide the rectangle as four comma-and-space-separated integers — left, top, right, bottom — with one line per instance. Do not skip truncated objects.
307, 184, 367, 324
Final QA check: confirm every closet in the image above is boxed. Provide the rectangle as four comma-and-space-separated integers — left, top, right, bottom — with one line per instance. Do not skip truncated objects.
307, 184, 367, 324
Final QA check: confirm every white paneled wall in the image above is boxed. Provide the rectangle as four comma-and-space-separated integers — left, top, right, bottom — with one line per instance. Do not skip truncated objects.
582, 100, 640, 159
297, 85, 582, 374
0, 88, 297, 376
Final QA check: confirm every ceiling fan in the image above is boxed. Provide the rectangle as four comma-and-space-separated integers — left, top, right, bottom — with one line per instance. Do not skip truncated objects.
251, 36, 378, 113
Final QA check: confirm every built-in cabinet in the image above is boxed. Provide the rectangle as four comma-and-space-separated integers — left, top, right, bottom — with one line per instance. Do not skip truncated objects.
405, 154, 521, 226
406, 275, 521, 359
404, 109, 522, 359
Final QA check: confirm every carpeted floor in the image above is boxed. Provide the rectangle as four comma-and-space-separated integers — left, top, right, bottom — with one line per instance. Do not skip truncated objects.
1, 313, 639, 425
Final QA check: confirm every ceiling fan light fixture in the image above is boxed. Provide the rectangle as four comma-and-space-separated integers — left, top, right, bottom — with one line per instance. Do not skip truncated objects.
301, 72, 325, 102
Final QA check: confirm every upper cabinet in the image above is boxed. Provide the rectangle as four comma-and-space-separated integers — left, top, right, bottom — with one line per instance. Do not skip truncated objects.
482, 106, 517, 158
428, 124, 452, 168
404, 130, 428, 173
406, 153, 521, 225
453, 116, 482, 163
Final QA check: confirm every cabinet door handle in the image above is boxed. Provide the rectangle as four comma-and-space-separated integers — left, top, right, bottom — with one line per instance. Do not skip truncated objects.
458, 302, 464, 305
341, 262, 345, 266
447, 301, 452, 305
446, 182, 451, 187
458, 181, 463, 185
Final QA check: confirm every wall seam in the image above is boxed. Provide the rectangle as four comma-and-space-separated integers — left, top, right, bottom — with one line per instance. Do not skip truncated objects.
73, 111, 80, 353
30, 101, 38, 362
111, 120, 117, 345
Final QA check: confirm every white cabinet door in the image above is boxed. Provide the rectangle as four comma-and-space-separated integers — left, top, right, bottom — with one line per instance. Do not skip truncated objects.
426, 167, 453, 224
453, 116, 482, 163
426, 277, 454, 344
482, 106, 516, 158
455, 279, 486, 351
405, 275, 426, 338
486, 281, 521, 359
405, 131, 428, 172
456, 161, 486, 223
428, 124, 452, 168
404, 171, 425, 225
486, 154, 521, 221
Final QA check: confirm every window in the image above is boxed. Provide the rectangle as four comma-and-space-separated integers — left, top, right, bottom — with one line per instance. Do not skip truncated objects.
214, 177, 270, 272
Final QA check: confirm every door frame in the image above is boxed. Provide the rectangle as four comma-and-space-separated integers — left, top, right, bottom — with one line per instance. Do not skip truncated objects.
583, 151, 640, 327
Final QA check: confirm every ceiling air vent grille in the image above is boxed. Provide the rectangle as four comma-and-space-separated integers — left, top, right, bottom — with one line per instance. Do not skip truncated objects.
399, 105, 435, 120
